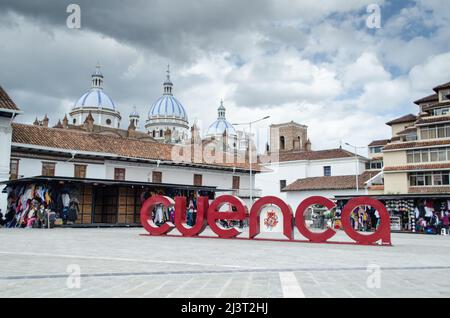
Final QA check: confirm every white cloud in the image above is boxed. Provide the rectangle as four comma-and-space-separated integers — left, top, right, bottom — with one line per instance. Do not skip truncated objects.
342, 52, 391, 88
409, 52, 450, 92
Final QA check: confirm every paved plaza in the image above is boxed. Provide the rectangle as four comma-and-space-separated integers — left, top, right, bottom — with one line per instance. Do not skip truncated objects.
0, 227, 450, 298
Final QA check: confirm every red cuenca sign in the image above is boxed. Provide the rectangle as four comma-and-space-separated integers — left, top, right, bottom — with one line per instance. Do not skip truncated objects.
140, 195, 391, 246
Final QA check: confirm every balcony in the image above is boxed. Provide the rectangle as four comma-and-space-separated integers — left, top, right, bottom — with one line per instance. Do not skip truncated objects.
231, 188, 262, 198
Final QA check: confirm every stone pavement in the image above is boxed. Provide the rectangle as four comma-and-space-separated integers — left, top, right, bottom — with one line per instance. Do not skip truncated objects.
0, 227, 450, 298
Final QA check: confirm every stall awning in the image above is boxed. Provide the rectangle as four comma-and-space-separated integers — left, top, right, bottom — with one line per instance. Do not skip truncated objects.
1, 176, 217, 192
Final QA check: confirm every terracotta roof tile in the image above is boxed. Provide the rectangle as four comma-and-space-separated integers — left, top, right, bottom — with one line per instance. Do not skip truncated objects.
414, 94, 438, 105
12, 123, 258, 172
0, 86, 20, 111
265, 148, 358, 163
384, 139, 450, 151
283, 171, 378, 192
409, 187, 450, 194
386, 114, 417, 126
433, 81, 450, 92
422, 100, 450, 111
416, 115, 450, 125
368, 139, 390, 147
384, 163, 450, 172
396, 127, 417, 135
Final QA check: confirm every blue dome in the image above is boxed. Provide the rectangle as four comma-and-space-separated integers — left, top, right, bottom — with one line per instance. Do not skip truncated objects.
74, 88, 116, 110
207, 118, 237, 136
148, 95, 188, 122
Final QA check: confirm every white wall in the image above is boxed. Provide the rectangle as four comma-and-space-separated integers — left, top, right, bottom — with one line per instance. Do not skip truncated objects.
13, 156, 253, 194
0, 116, 12, 213
285, 189, 367, 211
255, 157, 367, 205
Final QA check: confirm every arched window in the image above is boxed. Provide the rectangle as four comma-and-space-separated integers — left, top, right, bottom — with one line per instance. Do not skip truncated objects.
160, 129, 163, 137
280, 136, 285, 150
152, 130, 156, 138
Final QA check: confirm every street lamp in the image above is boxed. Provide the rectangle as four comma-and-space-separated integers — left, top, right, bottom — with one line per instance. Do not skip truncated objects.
345, 142, 366, 192
233, 116, 270, 204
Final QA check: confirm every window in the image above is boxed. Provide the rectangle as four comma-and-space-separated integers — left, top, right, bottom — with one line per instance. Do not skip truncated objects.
370, 161, 383, 170
160, 129, 163, 137
433, 108, 450, 116
280, 136, 285, 150
323, 166, 331, 177
10, 159, 19, 180
407, 147, 450, 163
106, 119, 112, 125
410, 171, 450, 187
421, 128, 429, 140
152, 171, 162, 183
74, 164, 87, 178
73, 118, 76, 124
280, 180, 287, 191
421, 125, 450, 140
232, 176, 240, 190
152, 130, 156, 138
42, 162, 56, 177
193, 174, 203, 186
438, 126, 446, 138
370, 146, 383, 154
406, 133, 417, 141
114, 168, 126, 181
440, 89, 450, 102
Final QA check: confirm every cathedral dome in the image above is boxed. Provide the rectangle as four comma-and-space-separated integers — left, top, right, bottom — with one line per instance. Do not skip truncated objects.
206, 100, 236, 136
147, 65, 188, 123
148, 95, 188, 121
73, 64, 117, 110
74, 89, 116, 110
69, 64, 122, 128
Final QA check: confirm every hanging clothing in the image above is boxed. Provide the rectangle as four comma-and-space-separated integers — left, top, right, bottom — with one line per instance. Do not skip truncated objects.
61, 193, 70, 208
155, 205, 164, 224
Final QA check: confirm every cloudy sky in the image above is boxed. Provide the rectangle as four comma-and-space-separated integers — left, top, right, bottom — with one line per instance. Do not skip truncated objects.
1, 0, 450, 154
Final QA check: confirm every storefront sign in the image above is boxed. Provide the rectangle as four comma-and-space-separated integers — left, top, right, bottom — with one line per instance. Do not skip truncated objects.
140, 195, 391, 246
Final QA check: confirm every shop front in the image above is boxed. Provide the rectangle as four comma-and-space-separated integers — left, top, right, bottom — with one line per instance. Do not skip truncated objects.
336, 194, 450, 235
1, 176, 216, 228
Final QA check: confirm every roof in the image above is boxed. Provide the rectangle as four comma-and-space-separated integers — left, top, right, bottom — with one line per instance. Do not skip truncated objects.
384, 163, 450, 172
0, 176, 217, 192
386, 114, 417, 126
0, 86, 20, 111
11, 123, 259, 172
414, 94, 438, 105
368, 139, 390, 147
396, 127, 417, 135
416, 115, 450, 126
433, 82, 450, 92
271, 148, 363, 163
282, 171, 378, 192
384, 139, 450, 151
422, 100, 450, 111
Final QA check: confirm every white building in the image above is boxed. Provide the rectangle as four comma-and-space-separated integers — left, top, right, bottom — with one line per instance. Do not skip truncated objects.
256, 121, 372, 210
0, 86, 22, 213
0, 83, 257, 225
